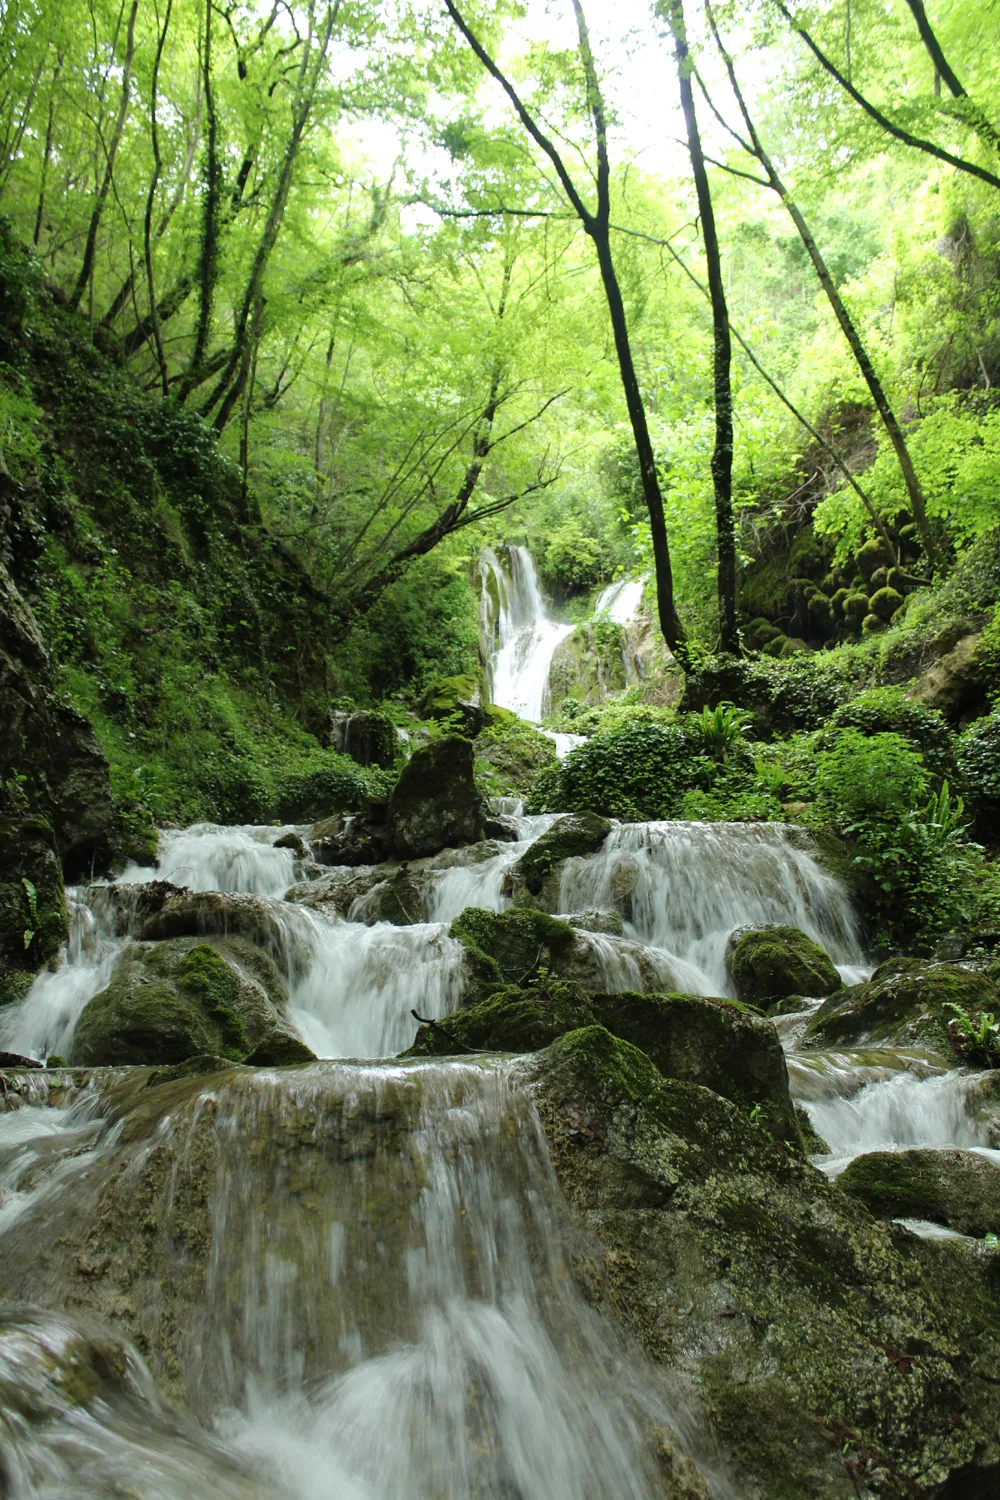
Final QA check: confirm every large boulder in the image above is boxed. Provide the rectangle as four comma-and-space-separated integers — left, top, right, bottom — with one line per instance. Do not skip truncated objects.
908, 631, 988, 724
69, 936, 313, 1067
524, 1025, 1000, 1498
726, 925, 842, 1009
409, 984, 802, 1146
328, 708, 396, 769
839, 1148, 1000, 1238
308, 810, 391, 867
449, 906, 577, 998
510, 812, 612, 898
803, 958, 998, 1052
387, 736, 484, 858
0, 561, 116, 873
0, 813, 68, 981
420, 674, 484, 737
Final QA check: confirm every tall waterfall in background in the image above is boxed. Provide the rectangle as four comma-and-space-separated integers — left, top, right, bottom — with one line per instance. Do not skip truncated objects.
479, 546, 573, 722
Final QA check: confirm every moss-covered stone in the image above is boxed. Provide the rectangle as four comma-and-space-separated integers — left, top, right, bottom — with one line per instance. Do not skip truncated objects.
0, 967, 35, 1008
406, 980, 596, 1057
387, 735, 484, 858
525, 1025, 1000, 1498
0, 813, 68, 979
69, 935, 300, 1066
726, 925, 842, 1008
450, 906, 577, 997
869, 586, 904, 622
511, 812, 612, 896
474, 721, 557, 796
839, 1148, 1000, 1237
328, 708, 396, 769
420, 674, 484, 736
803, 959, 997, 1052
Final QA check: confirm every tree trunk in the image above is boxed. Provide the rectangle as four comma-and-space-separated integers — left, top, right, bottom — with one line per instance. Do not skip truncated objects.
668, 0, 738, 653
178, 0, 221, 401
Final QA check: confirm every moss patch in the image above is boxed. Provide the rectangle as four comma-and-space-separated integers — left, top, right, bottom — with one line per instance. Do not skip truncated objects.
727, 925, 842, 1008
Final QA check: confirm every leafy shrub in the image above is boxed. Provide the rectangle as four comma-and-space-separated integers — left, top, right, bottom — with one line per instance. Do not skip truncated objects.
827, 686, 957, 783
959, 708, 1000, 825
526, 721, 710, 819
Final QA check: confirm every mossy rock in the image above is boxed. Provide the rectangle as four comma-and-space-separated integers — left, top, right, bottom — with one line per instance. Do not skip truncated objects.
763, 634, 787, 658
726, 925, 841, 1008
328, 709, 396, 770
0, 968, 35, 1009
449, 906, 576, 997
420, 674, 484, 736
869, 586, 903, 622
857, 537, 892, 579
474, 721, 557, 796
839, 1148, 1000, 1238
803, 959, 997, 1052
843, 591, 869, 625
511, 812, 612, 896
406, 980, 595, 1057
69, 935, 301, 1066
387, 735, 484, 858
861, 612, 887, 635
480, 703, 519, 730
525, 1025, 1000, 1497
778, 636, 810, 657
0, 814, 68, 979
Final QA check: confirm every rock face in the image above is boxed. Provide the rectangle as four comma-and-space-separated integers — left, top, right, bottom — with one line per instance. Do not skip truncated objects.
0, 813, 68, 981
839, 1148, 1000, 1237
511, 812, 611, 898
70, 936, 312, 1067
409, 983, 803, 1146
908, 631, 987, 724
803, 957, 998, 1052
387, 736, 484, 858
0, 561, 116, 873
726, 924, 842, 1009
525, 1025, 1000, 1499
328, 709, 396, 769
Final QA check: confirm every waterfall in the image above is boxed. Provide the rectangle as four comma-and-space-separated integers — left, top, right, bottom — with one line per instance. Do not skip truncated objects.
0, 1062, 733, 1499
118, 823, 302, 895
479, 545, 573, 722
594, 577, 645, 624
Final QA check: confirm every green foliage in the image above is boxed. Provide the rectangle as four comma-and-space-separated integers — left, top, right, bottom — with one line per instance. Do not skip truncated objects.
944, 1002, 1000, 1069
959, 708, 1000, 822
688, 704, 754, 762
827, 687, 957, 783
527, 720, 713, 820
20, 877, 37, 949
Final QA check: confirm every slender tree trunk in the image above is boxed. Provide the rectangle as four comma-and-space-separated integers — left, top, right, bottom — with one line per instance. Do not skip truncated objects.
68, 0, 139, 315
668, 0, 738, 653
707, 9, 943, 570
143, 0, 173, 396
33, 55, 62, 246
178, 0, 221, 401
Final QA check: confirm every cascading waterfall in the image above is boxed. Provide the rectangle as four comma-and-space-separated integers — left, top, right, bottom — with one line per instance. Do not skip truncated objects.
594, 577, 645, 625
479, 545, 574, 723
0, 1062, 733, 1499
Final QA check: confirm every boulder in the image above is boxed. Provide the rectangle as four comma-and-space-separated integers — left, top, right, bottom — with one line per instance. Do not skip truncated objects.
450, 906, 578, 998
803, 958, 998, 1052
726, 924, 842, 1008
0, 813, 68, 978
0, 561, 116, 873
474, 724, 557, 796
908, 631, 987, 724
308, 812, 390, 867
839, 1148, 1000, 1238
285, 864, 390, 919
524, 1025, 1000, 1498
328, 708, 396, 769
420, 674, 484, 737
567, 909, 625, 936
138, 890, 289, 951
69, 935, 306, 1066
510, 812, 612, 897
387, 736, 484, 858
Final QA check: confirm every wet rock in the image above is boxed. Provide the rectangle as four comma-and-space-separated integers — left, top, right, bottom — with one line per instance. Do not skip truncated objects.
726, 924, 842, 1008
525, 1025, 1000, 1499
138, 889, 289, 950
70, 935, 299, 1066
273, 831, 305, 856
352, 868, 428, 926
328, 708, 396, 768
0, 813, 68, 979
568, 909, 625, 936
91, 879, 186, 938
244, 1031, 318, 1066
308, 812, 390, 867
511, 813, 612, 897
406, 981, 595, 1058
420, 674, 484, 737
908, 631, 987, 724
839, 1147, 1000, 1238
285, 864, 388, 918
387, 736, 484, 859
803, 959, 998, 1052
483, 813, 520, 842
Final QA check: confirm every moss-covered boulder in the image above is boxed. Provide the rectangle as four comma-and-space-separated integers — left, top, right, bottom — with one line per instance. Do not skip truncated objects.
803, 958, 997, 1052
474, 719, 557, 796
450, 906, 577, 998
0, 813, 68, 979
328, 708, 396, 769
387, 736, 484, 858
525, 1025, 1000, 1498
70, 936, 309, 1066
420, 674, 484, 737
839, 1148, 1000, 1238
726, 924, 841, 1008
511, 812, 612, 897
407, 980, 596, 1057
909, 631, 988, 724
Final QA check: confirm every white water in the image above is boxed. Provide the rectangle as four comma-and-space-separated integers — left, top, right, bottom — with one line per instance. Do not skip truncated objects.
0, 1062, 735, 1499
594, 577, 645, 624
119, 822, 302, 895
480, 545, 574, 722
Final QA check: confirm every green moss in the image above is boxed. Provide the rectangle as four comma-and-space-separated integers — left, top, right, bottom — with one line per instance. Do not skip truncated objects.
0, 969, 34, 1008
0, 814, 68, 977
512, 812, 611, 895
450, 906, 576, 995
839, 1148, 1000, 1238
175, 945, 248, 1056
406, 981, 595, 1056
474, 720, 557, 796
804, 961, 996, 1051
727, 926, 841, 1008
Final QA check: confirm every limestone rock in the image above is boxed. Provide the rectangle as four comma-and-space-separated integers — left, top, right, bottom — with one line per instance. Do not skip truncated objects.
908, 631, 987, 724
387, 736, 484, 859
70, 935, 298, 1066
803, 958, 997, 1052
328, 708, 396, 769
839, 1147, 1000, 1237
726, 924, 841, 1008
511, 812, 612, 897
0, 813, 68, 979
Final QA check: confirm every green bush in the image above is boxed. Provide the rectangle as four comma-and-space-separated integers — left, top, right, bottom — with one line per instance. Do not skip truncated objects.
526, 720, 711, 819
958, 708, 1000, 827
827, 686, 957, 783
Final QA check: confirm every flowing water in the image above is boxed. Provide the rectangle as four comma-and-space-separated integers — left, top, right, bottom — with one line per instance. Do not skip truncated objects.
479, 545, 574, 723
594, 577, 645, 625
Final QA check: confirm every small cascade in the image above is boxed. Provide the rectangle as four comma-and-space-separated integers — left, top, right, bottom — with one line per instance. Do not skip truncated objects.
0, 1062, 733, 1499
119, 822, 302, 896
559, 820, 863, 997
594, 577, 645, 624
425, 813, 556, 921
479, 545, 574, 722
